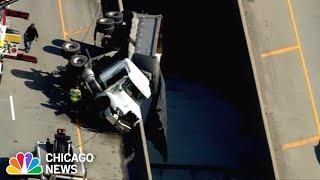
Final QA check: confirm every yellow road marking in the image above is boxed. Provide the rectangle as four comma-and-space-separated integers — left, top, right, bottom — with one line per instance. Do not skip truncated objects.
57, 0, 67, 40
282, 135, 320, 150
287, 0, 320, 134
76, 120, 84, 153
57, 0, 83, 153
65, 27, 90, 37
261, 45, 298, 58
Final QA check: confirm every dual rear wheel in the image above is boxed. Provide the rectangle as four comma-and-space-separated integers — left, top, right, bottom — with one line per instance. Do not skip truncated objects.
61, 41, 88, 68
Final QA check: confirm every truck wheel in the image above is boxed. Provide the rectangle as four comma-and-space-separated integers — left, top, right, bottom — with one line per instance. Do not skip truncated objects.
114, 19, 123, 26
101, 26, 115, 34
105, 25, 115, 34
61, 41, 81, 59
96, 18, 114, 30
96, 23, 115, 34
104, 11, 123, 22
70, 55, 88, 68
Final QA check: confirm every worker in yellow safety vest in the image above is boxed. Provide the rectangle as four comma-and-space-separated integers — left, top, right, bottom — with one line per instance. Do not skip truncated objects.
69, 86, 82, 114
69, 86, 81, 102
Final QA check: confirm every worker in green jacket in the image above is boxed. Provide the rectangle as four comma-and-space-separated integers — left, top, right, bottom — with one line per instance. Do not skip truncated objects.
69, 86, 81, 102
69, 86, 82, 114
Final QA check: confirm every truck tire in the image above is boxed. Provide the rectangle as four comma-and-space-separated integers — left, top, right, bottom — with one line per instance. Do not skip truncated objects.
61, 41, 81, 60
70, 55, 88, 68
104, 26, 115, 34
96, 23, 115, 34
104, 11, 123, 22
114, 19, 123, 26
96, 18, 114, 30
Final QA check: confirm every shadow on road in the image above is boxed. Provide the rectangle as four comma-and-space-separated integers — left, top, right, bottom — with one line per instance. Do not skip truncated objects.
11, 68, 65, 111
42, 39, 66, 57
70, 38, 109, 58
314, 141, 320, 164
43, 45, 62, 57
11, 68, 118, 133
52, 39, 66, 47
43, 38, 115, 61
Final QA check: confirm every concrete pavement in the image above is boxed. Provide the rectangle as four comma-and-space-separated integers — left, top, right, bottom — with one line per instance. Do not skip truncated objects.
239, 0, 320, 178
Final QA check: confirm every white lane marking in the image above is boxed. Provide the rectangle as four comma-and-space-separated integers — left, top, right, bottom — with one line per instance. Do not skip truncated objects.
9, 95, 15, 120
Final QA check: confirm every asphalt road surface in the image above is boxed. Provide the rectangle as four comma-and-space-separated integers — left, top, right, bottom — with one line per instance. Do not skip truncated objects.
238, 0, 320, 179
0, 0, 126, 179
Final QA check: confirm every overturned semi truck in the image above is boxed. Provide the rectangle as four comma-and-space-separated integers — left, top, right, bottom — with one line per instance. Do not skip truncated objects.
56, 10, 167, 161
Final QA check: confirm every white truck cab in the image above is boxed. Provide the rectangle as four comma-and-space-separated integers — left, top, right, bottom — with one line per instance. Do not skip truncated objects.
97, 58, 151, 133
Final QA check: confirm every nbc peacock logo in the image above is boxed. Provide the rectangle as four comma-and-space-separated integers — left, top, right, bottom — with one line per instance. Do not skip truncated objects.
6, 152, 43, 175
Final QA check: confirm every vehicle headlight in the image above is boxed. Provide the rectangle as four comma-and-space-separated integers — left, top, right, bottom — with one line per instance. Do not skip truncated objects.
115, 107, 124, 116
